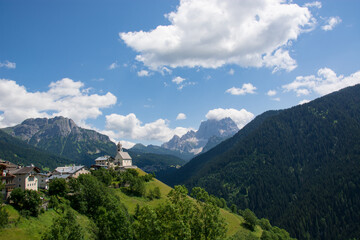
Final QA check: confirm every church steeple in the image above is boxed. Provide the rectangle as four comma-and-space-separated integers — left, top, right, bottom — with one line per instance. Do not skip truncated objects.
117, 142, 123, 152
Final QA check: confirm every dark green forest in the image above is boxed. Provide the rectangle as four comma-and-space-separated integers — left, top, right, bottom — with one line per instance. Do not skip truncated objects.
128, 150, 185, 172
160, 84, 360, 240
0, 130, 72, 169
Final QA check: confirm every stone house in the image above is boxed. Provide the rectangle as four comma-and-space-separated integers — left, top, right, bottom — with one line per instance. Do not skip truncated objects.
10, 166, 41, 191
49, 165, 89, 181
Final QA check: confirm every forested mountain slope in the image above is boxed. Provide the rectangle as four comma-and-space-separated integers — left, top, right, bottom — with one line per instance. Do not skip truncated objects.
0, 129, 72, 169
160, 84, 360, 240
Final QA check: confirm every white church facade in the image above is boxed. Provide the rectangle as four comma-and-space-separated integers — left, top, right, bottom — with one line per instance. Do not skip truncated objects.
114, 142, 134, 167
93, 142, 136, 169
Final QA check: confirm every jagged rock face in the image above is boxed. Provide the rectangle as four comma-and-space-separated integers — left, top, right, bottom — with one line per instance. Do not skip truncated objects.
3, 116, 116, 165
161, 118, 239, 155
196, 117, 239, 139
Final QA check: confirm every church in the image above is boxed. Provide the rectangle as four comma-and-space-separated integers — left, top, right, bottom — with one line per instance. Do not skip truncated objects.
94, 142, 136, 169
114, 142, 134, 168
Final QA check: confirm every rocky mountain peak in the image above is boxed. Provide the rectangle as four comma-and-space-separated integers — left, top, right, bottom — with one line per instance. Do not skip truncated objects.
196, 117, 238, 139
161, 117, 239, 156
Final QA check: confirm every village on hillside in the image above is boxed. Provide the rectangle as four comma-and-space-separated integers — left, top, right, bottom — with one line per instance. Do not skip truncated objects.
1, 142, 135, 201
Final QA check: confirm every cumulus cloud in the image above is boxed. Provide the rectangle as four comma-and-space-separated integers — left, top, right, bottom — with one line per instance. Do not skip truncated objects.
176, 113, 187, 120
267, 90, 277, 96
206, 108, 254, 129
228, 68, 235, 75
108, 62, 119, 70
120, 0, 314, 72
137, 70, 151, 77
226, 83, 256, 95
105, 113, 191, 142
0, 78, 116, 128
0, 60, 16, 69
282, 68, 360, 96
304, 1, 322, 8
322, 16, 341, 31
299, 99, 310, 105
172, 76, 186, 84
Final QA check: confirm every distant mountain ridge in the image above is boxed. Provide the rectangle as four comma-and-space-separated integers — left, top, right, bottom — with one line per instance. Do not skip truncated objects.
3, 116, 116, 166
130, 143, 194, 161
161, 117, 239, 156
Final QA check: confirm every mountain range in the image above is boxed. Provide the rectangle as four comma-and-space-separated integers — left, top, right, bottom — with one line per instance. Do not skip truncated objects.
1, 117, 188, 172
161, 117, 239, 156
2, 116, 117, 166
159, 84, 360, 240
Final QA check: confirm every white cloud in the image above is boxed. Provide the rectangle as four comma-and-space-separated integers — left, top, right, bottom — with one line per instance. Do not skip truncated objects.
282, 68, 360, 96
304, 2, 322, 8
0, 60, 16, 69
120, 0, 314, 72
322, 16, 341, 31
161, 66, 173, 75
108, 62, 119, 70
226, 83, 256, 95
0, 78, 116, 128
137, 70, 151, 77
267, 90, 277, 96
228, 68, 235, 75
206, 108, 255, 129
105, 113, 191, 142
299, 99, 310, 105
172, 76, 186, 84
263, 48, 297, 73
176, 113, 187, 120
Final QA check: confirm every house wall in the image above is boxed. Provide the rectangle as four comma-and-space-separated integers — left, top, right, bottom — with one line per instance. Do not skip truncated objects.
72, 168, 90, 178
37, 175, 48, 189
25, 175, 38, 191
16, 174, 38, 191
122, 160, 132, 167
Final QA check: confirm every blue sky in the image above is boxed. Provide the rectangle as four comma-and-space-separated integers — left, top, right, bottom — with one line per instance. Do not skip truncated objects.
1, 0, 360, 147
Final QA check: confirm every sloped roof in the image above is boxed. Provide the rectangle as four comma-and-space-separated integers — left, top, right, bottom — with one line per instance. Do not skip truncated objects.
95, 155, 112, 161
11, 166, 41, 175
54, 165, 85, 174
48, 174, 71, 180
119, 151, 132, 160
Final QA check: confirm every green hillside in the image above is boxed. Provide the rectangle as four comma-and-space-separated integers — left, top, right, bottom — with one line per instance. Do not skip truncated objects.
0, 168, 293, 240
160, 84, 360, 240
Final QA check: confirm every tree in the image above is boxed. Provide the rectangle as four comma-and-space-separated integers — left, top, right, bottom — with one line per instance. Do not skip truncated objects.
133, 185, 227, 240
49, 178, 69, 197
0, 183, 9, 227
243, 208, 257, 231
91, 168, 113, 186
41, 209, 84, 240
96, 206, 132, 240
153, 186, 161, 199
9, 188, 41, 217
